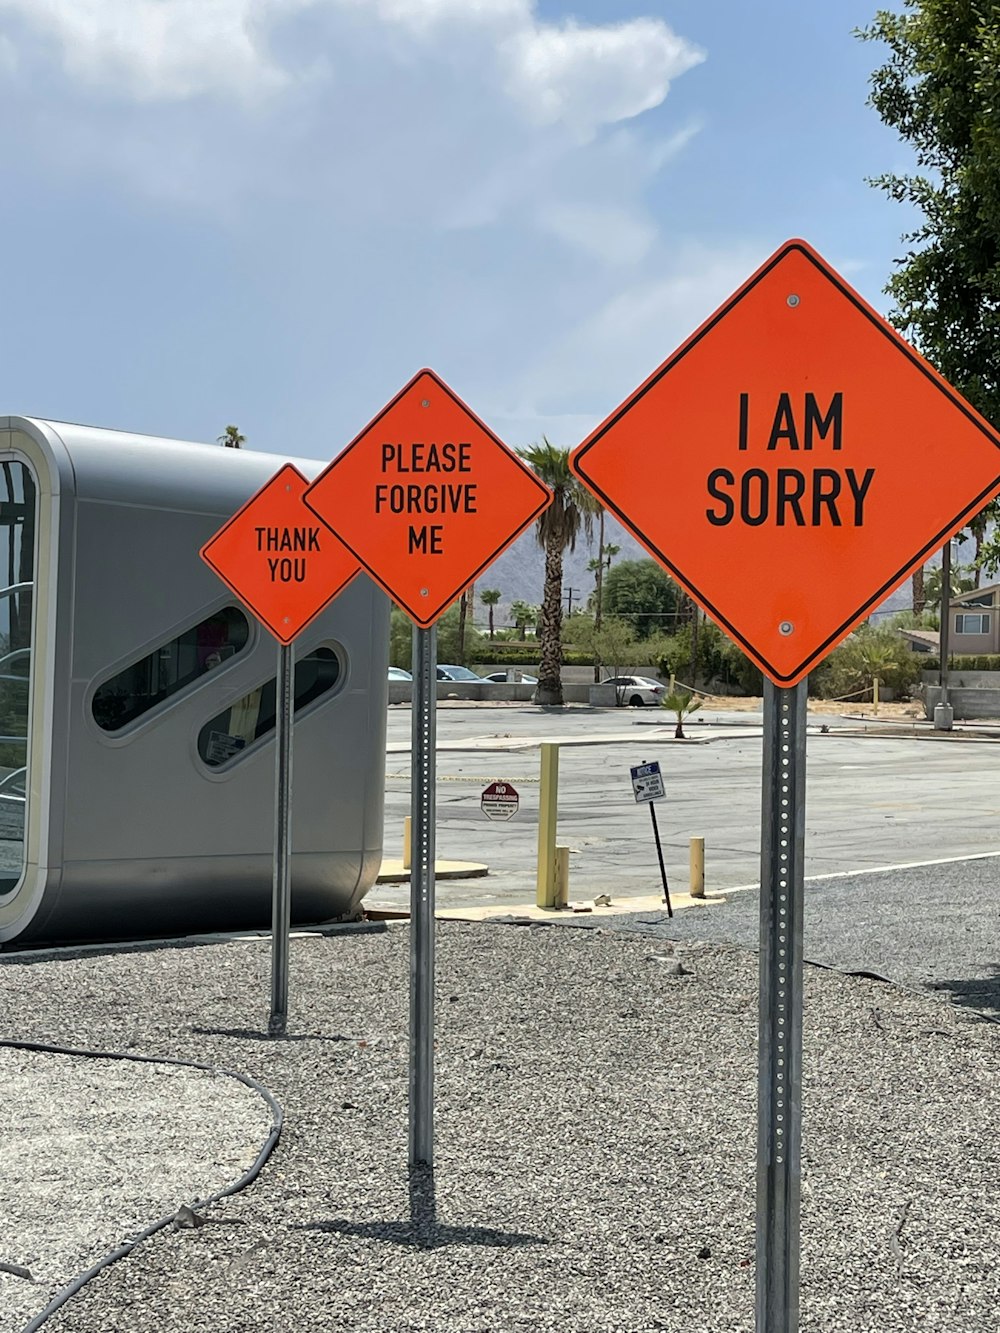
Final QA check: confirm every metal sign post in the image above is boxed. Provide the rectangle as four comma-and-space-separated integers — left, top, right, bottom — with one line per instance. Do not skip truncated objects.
630, 762, 672, 914
409, 623, 437, 1168
269, 641, 294, 1037
648, 803, 673, 917
756, 678, 807, 1331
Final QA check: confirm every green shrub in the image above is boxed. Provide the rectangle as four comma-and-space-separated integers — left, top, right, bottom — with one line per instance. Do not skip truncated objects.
920, 654, 1000, 672
810, 627, 923, 700
471, 645, 594, 667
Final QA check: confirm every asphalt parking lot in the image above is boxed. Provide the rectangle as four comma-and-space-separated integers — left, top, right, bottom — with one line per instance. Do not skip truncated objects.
369, 702, 1000, 913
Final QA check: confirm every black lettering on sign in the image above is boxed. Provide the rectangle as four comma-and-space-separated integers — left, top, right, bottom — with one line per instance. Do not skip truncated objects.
408, 525, 445, 554
766, 394, 800, 451
380, 442, 474, 473
704, 468, 876, 527
735, 392, 842, 452
706, 469, 734, 525
267, 557, 307, 583
255, 526, 323, 552
374, 483, 477, 514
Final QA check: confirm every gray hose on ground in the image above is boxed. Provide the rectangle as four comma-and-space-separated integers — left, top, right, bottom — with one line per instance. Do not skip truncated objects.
0, 1036, 283, 1333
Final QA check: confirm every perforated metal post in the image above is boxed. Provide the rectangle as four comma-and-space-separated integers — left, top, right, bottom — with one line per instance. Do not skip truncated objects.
756, 679, 806, 1332
409, 624, 437, 1168
268, 641, 294, 1037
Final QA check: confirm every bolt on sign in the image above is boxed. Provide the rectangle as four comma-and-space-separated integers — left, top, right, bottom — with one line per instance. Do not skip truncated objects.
570, 239, 1000, 686
201, 463, 360, 644
303, 369, 552, 627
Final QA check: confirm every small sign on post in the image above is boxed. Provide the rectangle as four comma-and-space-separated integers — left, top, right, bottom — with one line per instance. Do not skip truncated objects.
630, 760, 665, 803
630, 761, 671, 915
481, 781, 519, 821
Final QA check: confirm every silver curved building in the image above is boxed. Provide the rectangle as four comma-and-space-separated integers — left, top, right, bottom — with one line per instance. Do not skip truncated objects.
0, 417, 389, 945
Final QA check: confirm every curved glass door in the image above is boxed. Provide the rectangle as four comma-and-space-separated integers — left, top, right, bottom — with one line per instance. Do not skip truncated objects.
0, 461, 34, 896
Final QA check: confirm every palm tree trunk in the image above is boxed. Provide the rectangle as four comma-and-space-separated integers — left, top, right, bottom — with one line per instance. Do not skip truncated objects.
457, 591, 468, 664
535, 541, 564, 705
912, 564, 926, 616
593, 511, 605, 683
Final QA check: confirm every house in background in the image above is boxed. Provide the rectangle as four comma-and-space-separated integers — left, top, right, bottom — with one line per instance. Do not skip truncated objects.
949, 582, 1000, 654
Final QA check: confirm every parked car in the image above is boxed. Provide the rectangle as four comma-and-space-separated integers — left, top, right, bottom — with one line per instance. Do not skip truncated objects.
481, 671, 538, 684
604, 675, 665, 707
388, 666, 413, 681
436, 665, 491, 683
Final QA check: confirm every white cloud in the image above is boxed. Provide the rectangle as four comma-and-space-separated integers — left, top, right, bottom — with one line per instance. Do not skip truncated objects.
503, 19, 703, 139
0, 0, 291, 100
0, 1, 713, 450
0, 0, 705, 270
0, 0, 703, 138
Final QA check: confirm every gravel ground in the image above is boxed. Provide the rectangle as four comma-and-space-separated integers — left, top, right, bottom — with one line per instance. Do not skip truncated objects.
593, 853, 1000, 1013
2, 920, 1000, 1332
0, 1046, 274, 1332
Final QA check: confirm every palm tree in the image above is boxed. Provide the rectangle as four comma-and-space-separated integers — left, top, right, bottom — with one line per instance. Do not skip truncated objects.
218, 425, 245, 449
510, 600, 537, 639
480, 588, 502, 639
660, 690, 702, 739
519, 438, 597, 705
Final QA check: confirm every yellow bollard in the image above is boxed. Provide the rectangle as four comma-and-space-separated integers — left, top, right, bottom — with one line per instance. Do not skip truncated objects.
689, 836, 705, 898
554, 846, 570, 909
403, 815, 412, 871
536, 743, 560, 908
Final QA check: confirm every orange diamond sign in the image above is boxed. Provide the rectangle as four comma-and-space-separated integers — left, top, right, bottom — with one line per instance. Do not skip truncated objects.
571, 239, 1000, 686
201, 463, 360, 645
304, 369, 552, 627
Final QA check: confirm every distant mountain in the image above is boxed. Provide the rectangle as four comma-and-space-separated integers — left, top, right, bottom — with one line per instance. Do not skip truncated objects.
471, 515, 649, 630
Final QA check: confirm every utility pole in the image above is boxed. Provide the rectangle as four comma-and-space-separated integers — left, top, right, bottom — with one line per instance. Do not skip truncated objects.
935, 539, 953, 730
563, 587, 580, 615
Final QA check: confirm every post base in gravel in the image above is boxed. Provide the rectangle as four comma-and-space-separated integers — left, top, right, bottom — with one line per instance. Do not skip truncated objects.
756, 679, 806, 1332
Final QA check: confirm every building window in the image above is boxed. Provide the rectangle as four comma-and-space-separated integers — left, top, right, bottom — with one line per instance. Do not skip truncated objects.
93, 607, 251, 732
955, 613, 991, 635
198, 645, 342, 768
0, 460, 36, 898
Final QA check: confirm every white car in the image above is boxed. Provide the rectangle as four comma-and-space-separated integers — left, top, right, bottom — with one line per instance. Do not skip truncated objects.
481, 671, 538, 684
436, 665, 491, 683
387, 666, 412, 681
604, 675, 665, 707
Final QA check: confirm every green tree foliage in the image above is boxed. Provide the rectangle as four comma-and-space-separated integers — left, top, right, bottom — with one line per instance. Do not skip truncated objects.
923, 559, 977, 613
509, 600, 539, 638
518, 439, 597, 705
218, 425, 245, 448
389, 603, 483, 669
601, 559, 684, 639
858, 4, 1000, 575
810, 625, 923, 700
480, 587, 502, 638
569, 616, 638, 679
660, 690, 703, 739
655, 619, 764, 696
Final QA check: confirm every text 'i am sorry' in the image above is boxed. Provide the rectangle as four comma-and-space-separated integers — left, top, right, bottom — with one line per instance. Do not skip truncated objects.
374, 441, 477, 554
705, 393, 875, 528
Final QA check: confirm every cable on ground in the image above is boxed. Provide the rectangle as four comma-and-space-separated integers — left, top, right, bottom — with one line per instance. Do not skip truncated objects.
0, 1035, 283, 1333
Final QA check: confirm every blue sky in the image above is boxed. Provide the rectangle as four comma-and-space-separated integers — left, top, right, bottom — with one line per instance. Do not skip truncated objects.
0, 0, 920, 460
